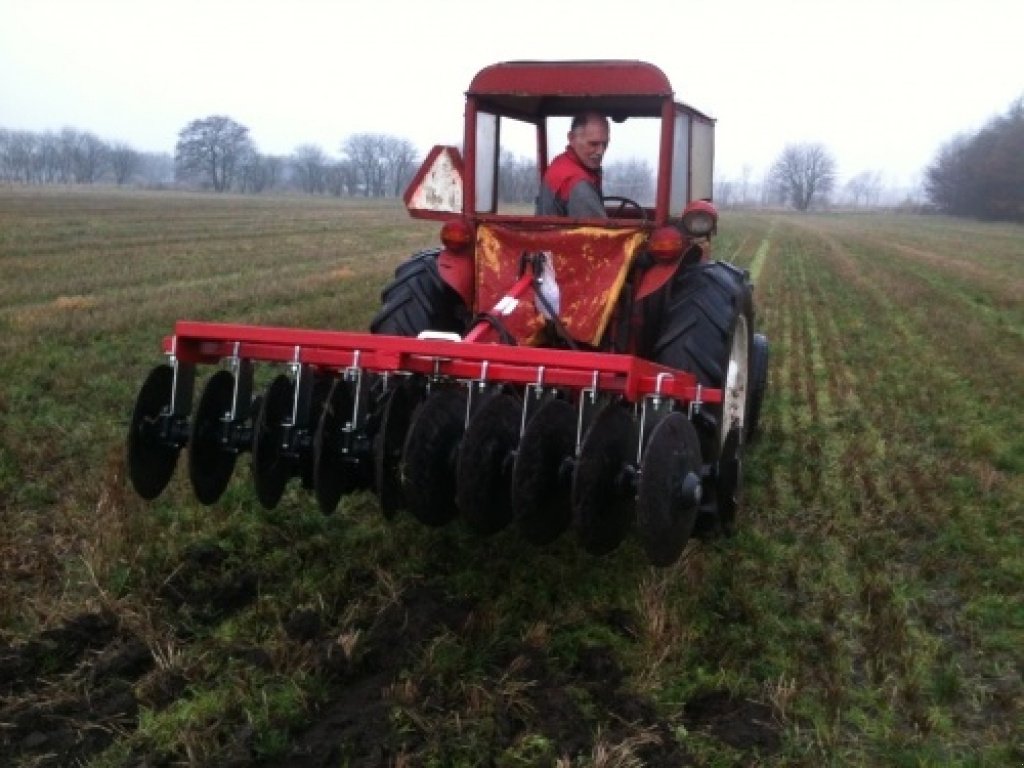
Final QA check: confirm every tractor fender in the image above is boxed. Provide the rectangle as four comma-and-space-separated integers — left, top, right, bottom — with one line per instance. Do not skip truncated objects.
634, 241, 707, 300
634, 260, 679, 300
437, 248, 474, 307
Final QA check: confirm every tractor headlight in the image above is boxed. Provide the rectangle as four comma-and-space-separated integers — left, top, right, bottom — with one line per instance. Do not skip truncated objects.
681, 200, 718, 237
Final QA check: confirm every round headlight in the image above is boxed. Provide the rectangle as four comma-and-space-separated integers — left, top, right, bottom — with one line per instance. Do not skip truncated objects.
682, 210, 714, 236
681, 200, 719, 237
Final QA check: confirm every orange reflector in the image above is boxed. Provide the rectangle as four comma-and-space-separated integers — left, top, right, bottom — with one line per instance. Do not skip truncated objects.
647, 226, 684, 263
441, 218, 474, 252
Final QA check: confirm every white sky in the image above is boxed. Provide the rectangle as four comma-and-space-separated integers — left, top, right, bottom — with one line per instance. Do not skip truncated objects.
1, 0, 1021, 188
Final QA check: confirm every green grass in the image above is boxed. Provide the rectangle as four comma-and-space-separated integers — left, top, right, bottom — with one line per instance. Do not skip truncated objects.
0, 188, 1020, 766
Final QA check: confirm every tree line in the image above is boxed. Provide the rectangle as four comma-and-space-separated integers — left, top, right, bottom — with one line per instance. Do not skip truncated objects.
173, 115, 421, 197
0, 127, 172, 186
4, 101, 1021, 221
926, 97, 1024, 221
0, 117, 423, 198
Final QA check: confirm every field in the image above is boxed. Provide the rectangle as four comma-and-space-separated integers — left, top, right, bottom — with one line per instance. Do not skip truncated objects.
0, 187, 1020, 767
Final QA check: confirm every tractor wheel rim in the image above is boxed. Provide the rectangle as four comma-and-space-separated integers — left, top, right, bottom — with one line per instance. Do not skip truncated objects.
722, 314, 750, 449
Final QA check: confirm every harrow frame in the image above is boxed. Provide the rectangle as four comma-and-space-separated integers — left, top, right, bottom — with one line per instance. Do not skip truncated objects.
163, 320, 722, 407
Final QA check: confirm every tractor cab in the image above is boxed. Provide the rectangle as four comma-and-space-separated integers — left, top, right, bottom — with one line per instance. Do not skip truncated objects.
403, 60, 720, 349
406, 60, 716, 227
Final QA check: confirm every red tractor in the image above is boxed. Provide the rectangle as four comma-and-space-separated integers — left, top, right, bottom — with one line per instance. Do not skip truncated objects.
127, 60, 769, 567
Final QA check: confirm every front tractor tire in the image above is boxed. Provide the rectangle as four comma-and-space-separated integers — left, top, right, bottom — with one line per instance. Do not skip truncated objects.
370, 248, 469, 337
651, 261, 756, 535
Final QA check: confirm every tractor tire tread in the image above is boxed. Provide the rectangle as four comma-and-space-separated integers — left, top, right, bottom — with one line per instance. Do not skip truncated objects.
370, 249, 467, 337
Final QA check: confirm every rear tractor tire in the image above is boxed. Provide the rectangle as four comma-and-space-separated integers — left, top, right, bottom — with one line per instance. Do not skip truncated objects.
651, 260, 756, 535
370, 248, 469, 337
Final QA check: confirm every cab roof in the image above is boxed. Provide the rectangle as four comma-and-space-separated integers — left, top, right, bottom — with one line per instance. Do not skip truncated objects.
467, 60, 710, 122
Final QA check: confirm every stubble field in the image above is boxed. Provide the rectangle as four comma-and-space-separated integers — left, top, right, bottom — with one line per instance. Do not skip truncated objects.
0, 187, 1020, 767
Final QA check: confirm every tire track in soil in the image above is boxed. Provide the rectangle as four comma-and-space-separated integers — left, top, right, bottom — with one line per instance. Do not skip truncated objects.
744, 218, 777, 286
785, 219, 948, 538
790, 233, 894, 533
757, 229, 872, 735
767, 223, 940, 742
778, 241, 826, 519
757, 232, 802, 522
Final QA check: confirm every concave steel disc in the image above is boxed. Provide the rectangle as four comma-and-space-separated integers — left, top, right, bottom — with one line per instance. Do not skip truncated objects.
636, 412, 703, 567
188, 370, 238, 506
313, 378, 357, 515
456, 392, 521, 535
572, 401, 636, 556
512, 397, 576, 545
251, 374, 296, 510
716, 427, 742, 535
401, 387, 466, 527
373, 382, 418, 519
127, 364, 180, 501
300, 375, 333, 490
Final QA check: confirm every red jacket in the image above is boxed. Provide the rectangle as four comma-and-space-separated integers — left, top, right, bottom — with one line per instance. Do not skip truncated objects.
536, 147, 604, 217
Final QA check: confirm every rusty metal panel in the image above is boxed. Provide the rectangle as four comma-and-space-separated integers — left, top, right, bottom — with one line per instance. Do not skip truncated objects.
475, 223, 646, 347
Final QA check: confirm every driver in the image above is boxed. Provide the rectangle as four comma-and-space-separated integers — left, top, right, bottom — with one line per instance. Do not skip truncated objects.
536, 111, 609, 218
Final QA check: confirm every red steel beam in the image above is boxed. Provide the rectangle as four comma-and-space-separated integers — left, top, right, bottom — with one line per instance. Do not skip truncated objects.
163, 321, 721, 405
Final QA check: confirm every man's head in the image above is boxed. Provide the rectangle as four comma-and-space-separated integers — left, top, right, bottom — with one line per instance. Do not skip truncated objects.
568, 112, 610, 171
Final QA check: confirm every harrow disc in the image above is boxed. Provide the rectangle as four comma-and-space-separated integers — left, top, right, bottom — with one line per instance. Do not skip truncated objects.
636, 412, 703, 566
373, 381, 419, 519
512, 397, 576, 545
457, 392, 521, 535
188, 370, 238, 505
127, 364, 180, 501
251, 374, 296, 510
572, 401, 636, 556
313, 378, 357, 515
300, 375, 333, 490
401, 387, 466, 527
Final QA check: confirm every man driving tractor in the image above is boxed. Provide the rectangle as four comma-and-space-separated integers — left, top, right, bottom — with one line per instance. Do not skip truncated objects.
535, 111, 610, 218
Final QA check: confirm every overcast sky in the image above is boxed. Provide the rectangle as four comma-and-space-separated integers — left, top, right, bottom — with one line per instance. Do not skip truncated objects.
1, 0, 1021, 188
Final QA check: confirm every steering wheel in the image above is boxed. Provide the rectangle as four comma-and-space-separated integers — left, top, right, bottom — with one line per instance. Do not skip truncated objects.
602, 195, 648, 221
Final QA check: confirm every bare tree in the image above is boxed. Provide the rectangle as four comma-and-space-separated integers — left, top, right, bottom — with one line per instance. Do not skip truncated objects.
770, 143, 837, 211
740, 164, 753, 205
382, 136, 419, 197
262, 155, 284, 191
342, 133, 387, 197
714, 178, 736, 208
69, 130, 108, 183
844, 170, 883, 207
139, 152, 174, 186
237, 152, 278, 193
604, 158, 655, 204
292, 144, 328, 194
498, 150, 538, 204
37, 131, 62, 182
175, 115, 254, 192
109, 142, 139, 185
0, 130, 10, 181
324, 160, 357, 197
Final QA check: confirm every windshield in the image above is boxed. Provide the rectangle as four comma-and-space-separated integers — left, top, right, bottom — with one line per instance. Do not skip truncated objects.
477, 113, 663, 215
